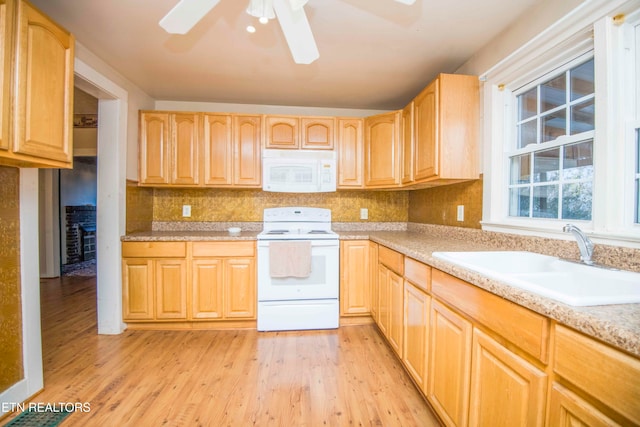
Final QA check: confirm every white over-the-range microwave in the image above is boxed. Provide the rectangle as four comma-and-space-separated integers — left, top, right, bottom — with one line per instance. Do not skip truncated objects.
262, 149, 337, 193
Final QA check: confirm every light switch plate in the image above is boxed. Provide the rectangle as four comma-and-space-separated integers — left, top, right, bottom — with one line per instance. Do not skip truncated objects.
456, 205, 464, 222
182, 205, 191, 217
360, 208, 368, 220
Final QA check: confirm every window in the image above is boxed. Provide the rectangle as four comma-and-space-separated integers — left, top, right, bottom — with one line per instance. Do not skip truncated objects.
508, 59, 594, 221
481, 1, 640, 246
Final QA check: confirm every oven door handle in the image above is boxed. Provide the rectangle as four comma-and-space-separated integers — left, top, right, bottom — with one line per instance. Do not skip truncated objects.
257, 239, 339, 248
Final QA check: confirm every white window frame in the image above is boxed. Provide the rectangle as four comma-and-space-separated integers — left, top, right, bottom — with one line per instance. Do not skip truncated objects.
481, 0, 640, 248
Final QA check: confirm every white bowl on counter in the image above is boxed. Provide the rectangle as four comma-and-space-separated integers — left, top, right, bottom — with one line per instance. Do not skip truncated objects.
228, 227, 241, 236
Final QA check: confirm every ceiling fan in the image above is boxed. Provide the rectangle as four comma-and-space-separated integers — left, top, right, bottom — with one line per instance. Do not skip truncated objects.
159, 0, 417, 65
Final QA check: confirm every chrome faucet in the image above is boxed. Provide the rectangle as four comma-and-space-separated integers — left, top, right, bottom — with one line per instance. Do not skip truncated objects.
563, 224, 594, 265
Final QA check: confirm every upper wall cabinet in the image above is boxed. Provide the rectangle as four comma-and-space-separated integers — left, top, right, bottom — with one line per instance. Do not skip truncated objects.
337, 118, 364, 188
411, 74, 479, 186
139, 112, 200, 186
265, 115, 335, 150
364, 111, 401, 188
0, 0, 74, 168
139, 111, 262, 188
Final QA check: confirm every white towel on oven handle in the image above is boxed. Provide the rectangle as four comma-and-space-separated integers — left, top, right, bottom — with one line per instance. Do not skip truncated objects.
269, 241, 312, 278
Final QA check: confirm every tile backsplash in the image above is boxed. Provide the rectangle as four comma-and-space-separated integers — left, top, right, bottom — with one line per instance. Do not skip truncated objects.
150, 188, 409, 222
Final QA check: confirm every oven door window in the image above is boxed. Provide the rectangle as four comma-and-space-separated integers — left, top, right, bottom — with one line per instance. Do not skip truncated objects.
257, 243, 338, 301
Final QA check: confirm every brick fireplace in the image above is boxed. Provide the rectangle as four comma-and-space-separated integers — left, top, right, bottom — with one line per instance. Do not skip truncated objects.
65, 205, 96, 264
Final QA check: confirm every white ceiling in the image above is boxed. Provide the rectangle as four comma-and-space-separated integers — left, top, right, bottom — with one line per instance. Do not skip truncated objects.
30, 0, 541, 110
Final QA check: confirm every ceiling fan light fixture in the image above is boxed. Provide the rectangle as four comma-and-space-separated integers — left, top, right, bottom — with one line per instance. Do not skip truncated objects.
246, 0, 275, 21
259, 16, 269, 24
246, 25, 257, 33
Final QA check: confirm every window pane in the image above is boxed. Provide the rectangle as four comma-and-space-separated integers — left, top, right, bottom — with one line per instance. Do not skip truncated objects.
540, 74, 566, 113
570, 59, 594, 101
518, 88, 537, 120
534, 148, 560, 182
541, 109, 566, 142
570, 98, 594, 134
533, 185, 559, 218
563, 140, 593, 180
518, 120, 537, 148
509, 187, 530, 217
510, 154, 531, 184
562, 182, 592, 220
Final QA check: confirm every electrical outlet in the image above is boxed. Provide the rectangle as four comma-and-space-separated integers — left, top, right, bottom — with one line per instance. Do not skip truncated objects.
360, 208, 369, 220
182, 205, 191, 217
456, 205, 464, 222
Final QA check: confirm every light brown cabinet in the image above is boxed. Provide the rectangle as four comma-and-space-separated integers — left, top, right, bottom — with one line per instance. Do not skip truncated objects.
401, 102, 414, 184
203, 113, 232, 186
265, 115, 335, 150
364, 111, 401, 188
337, 118, 364, 188
0, 0, 74, 168
232, 115, 262, 187
339, 240, 371, 316
548, 383, 620, 427
191, 241, 256, 321
265, 116, 298, 149
139, 112, 200, 186
468, 328, 547, 426
428, 299, 472, 427
377, 246, 404, 356
301, 117, 334, 149
403, 279, 429, 392
122, 241, 256, 325
122, 242, 188, 321
411, 74, 479, 185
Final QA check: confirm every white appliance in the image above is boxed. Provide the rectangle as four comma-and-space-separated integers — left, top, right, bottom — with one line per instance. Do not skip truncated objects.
262, 149, 336, 193
257, 207, 339, 331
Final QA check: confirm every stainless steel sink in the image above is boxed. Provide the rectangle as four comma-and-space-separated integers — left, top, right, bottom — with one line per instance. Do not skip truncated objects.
432, 251, 640, 306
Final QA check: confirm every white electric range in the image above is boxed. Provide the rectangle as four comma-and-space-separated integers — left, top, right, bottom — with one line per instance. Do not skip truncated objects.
256, 207, 339, 331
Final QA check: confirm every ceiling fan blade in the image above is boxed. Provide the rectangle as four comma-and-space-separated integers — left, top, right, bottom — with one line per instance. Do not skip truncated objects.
394, 0, 416, 4
159, 0, 221, 34
273, 0, 319, 65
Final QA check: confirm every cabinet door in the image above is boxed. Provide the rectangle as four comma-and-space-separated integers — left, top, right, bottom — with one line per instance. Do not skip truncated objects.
401, 102, 414, 184
388, 269, 404, 357
413, 78, 438, 181
122, 259, 154, 320
171, 113, 200, 185
369, 242, 378, 322
140, 112, 170, 185
13, 0, 73, 165
428, 299, 472, 427
233, 115, 262, 187
548, 383, 621, 427
339, 240, 370, 316
403, 281, 429, 393
468, 328, 547, 427
224, 258, 256, 319
191, 259, 223, 319
301, 117, 334, 149
377, 264, 390, 335
203, 113, 233, 186
337, 118, 363, 188
364, 111, 401, 187
155, 259, 187, 319
0, 0, 14, 152
265, 116, 299, 149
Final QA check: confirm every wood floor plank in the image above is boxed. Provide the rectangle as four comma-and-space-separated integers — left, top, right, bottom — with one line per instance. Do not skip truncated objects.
1, 275, 440, 426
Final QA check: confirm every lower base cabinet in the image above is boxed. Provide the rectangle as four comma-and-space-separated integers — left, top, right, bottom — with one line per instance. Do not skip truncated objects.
122, 241, 256, 324
428, 299, 472, 427
548, 383, 620, 427
403, 280, 429, 393
469, 328, 547, 427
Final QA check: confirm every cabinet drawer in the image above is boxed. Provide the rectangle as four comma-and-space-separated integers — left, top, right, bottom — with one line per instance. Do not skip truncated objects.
192, 241, 255, 257
404, 257, 430, 292
432, 269, 549, 363
378, 246, 403, 275
122, 242, 186, 258
554, 324, 640, 424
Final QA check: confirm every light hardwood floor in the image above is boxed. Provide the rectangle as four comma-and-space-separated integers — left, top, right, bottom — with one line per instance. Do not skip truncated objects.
3, 274, 440, 426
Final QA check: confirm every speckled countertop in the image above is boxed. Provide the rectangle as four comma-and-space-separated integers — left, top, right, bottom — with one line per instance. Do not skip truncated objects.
122, 225, 640, 358
340, 230, 640, 359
